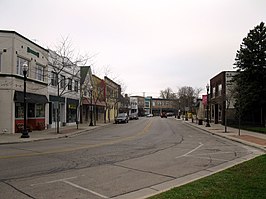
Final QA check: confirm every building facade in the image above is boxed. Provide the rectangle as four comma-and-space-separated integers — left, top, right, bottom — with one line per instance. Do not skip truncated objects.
104, 76, 121, 123
151, 98, 177, 116
92, 74, 106, 124
47, 50, 80, 129
0, 30, 49, 133
210, 71, 238, 124
0, 30, 124, 133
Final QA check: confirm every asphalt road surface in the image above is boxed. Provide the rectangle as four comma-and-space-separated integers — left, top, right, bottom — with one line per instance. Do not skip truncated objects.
0, 117, 261, 199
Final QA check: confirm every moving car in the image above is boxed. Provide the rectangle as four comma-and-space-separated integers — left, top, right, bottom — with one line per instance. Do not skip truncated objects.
115, 113, 129, 124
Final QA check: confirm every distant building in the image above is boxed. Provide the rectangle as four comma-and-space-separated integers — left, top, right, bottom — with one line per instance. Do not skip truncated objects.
144, 96, 152, 115
129, 97, 138, 116
151, 98, 177, 116
130, 96, 145, 116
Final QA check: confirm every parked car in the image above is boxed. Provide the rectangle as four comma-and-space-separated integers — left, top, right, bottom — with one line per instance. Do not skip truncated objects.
166, 112, 174, 117
115, 113, 129, 124
129, 113, 139, 120
146, 113, 153, 117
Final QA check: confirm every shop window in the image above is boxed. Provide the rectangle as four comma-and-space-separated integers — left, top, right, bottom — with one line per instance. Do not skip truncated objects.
17, 57, 29, 76
68, 104, 77, 123
36, 64, 44, 81
28, 103, 35, 117
52, 103, 60, 122
36, 104, 45, 117
15, 103, 24, 118
218, 105, 222, 121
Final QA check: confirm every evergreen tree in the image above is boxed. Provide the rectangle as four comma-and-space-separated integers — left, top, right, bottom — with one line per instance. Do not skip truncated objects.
234, 22, 266, 126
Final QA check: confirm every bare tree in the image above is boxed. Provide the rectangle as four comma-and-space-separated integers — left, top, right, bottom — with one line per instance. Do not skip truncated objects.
160, 87, 177, 99
177, 86, 202, 118
48, 37, 90, 133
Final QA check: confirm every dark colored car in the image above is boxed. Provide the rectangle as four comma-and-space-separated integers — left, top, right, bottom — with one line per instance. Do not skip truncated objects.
115, 113, 129, 124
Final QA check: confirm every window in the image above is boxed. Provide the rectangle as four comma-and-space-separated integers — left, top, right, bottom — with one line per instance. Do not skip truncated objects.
60, 75, 66, 89
218, 84, 222, 96
212, 87, 216, 98
74, 80, 78, 92
68, 78, 72, 90
17, 57, 29, 76
15, 103, 24, 118
36, 64, 44, 81
28, 103, 35, 117
51, 71, 58, 86
36, 104, 45, 117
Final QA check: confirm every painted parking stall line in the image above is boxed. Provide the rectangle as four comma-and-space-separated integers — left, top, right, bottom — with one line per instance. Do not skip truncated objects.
31, 176, 109, 199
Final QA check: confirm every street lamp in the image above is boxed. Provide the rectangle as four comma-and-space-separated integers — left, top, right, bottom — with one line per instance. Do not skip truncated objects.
206, 83, 211, 127
21, 63, 30, 138
89, 84, 93, 126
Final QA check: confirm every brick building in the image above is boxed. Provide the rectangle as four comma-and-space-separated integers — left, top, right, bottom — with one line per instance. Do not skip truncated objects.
210, 71, 238, 124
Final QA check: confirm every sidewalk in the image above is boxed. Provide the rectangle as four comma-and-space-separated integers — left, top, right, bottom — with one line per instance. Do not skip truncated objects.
183, 120, 266, 152
0, 123, 110, 145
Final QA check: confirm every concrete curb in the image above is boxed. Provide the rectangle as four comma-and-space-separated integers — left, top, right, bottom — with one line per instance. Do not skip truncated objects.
183, 121, 266, 153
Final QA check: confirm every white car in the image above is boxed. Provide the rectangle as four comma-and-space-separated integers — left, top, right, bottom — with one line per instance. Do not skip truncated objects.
146, 114, 153, 117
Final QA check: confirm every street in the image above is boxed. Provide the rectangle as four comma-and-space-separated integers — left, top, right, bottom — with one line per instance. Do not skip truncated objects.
0, 117, 261, 199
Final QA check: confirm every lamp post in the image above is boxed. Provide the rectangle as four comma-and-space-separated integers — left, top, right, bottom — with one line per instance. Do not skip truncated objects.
206, 83, 211, 127
89, 84, 93, 126
21, 63, 30, 138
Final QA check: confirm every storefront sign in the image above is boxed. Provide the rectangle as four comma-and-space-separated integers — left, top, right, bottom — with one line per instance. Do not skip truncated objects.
69, 104, 76, 109
27, 47, 39, 57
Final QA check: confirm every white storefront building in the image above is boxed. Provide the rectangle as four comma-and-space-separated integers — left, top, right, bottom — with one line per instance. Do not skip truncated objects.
0, 30, 49, 133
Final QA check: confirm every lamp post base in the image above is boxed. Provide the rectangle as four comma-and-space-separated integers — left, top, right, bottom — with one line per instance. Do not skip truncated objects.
206, 123, 211, 127
21, 130, 30, 138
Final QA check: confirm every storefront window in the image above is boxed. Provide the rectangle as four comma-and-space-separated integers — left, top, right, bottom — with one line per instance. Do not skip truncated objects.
15, 103, 24, 118
36, 104, 45, 117
52, 102, 60, 122
28, 103, 35, 117
67, 104, 77, 123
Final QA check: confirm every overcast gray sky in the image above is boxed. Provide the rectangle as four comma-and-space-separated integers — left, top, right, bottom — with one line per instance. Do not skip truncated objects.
1, 0, 266, 97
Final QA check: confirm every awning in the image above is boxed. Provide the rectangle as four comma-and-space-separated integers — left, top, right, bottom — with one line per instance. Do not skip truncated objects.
82, 98, 106, 107
14, 91, 48, 103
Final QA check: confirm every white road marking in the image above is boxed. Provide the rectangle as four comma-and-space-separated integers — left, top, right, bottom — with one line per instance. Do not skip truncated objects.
176, 142, 204, 158
31, 176, 109, 199
30, 176, 78, 186
185, 155, 229, 162
63, 180, 109, 199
